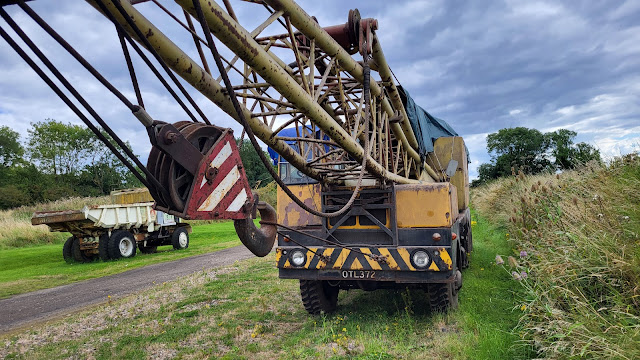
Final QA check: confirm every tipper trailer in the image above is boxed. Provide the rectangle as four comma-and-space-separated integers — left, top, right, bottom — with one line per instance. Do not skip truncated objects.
32, 189, 191, 262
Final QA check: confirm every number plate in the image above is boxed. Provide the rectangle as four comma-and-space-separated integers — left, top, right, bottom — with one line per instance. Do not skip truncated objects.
340, 270, 376, 279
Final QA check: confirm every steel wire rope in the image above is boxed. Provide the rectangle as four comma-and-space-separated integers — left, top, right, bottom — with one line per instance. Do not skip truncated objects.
16, 1, 170, 196
190, 0, 371, 219
0, 23, 154, 191
95, 0, 210, 125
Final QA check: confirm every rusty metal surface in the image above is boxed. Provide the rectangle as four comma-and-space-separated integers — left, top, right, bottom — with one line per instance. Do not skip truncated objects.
31, 210, 86, 225
234, 202, 277, 257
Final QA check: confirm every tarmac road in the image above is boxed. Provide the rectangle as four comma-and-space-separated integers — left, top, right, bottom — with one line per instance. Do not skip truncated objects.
0, 245, 254, 334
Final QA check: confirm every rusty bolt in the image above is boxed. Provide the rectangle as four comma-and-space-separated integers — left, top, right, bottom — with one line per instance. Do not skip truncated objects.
164, 131, 179, 144
214, 211, 219, 217
432, 232, 441, 241
205, 166, 219, 183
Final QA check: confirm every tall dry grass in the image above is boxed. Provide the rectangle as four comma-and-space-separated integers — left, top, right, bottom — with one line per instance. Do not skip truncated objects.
474, 155, 640, 359
0, 195, 109, 249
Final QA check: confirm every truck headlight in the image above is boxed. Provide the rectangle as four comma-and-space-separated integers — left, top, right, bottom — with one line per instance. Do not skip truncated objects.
291, 250, 306, 266
412, 250, 430, 268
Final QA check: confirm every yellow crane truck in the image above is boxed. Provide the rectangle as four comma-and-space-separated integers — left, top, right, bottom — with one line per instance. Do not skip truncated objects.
3, 0, 471, 313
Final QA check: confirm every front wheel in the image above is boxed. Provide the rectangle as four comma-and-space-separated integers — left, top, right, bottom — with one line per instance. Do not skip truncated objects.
428, 270, 462, 313
300, 280, 339, 315
108, 230, 137, 259
171, 227, 189, 250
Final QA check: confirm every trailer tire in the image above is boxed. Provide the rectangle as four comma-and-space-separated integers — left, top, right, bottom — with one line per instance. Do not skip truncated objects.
63, 236, 74, 263
300, 280, 339, 315
108, 230, 137, 259
171, 227, 189, 250
139, 244, 157, 254
428, 278, 459, 313
72, 237, 94, 263
98, 233, 110, 261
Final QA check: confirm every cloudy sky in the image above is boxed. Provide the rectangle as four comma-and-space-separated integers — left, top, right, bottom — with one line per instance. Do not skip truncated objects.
1, 0, 639, 180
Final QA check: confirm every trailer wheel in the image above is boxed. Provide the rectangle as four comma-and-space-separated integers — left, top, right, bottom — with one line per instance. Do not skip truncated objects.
108, 230, 137, 259
98, 233, 110, 261
299, 280, 339, 314
171, 227, 189, 250
139, 244, 157, 254
63, 236, 74, 263
428, 271, 461, 312
72, 237, 94, 263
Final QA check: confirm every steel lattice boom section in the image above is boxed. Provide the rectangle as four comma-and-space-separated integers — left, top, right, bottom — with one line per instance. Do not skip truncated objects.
86, 0, 440, 185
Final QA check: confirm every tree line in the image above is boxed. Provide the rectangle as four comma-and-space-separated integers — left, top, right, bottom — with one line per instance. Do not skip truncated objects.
0, 120, 274, 210
0, 120, 142, 209
472, 127, 601, 186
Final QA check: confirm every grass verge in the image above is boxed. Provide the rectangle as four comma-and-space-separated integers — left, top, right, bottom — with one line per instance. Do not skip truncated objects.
0, 221, 242, 299
1, 210, 528, 359
474, 155, 640, 359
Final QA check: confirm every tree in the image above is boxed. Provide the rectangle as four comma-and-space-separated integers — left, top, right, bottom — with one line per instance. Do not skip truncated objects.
26, 119, 99, 175
237, 139, 273, 188
570, 142, 601, 167
547, 129, 576, 170
0, 126, 24, 167
486, 127, 552, 177
474, 127, 601, 185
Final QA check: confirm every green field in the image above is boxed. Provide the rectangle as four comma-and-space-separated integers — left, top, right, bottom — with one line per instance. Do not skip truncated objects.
0, 211, 528, 359
0, 221, 242, 299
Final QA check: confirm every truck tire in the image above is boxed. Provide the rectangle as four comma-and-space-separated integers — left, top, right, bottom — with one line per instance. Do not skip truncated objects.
300, 280, 339, 314
428, 275, 460, 312
98, 233, 110, 261
108, 230, 137, 259
139, 243, 158, 254
72, 237, 94, 263
63, 236, 74, 263
171, 227, 189, 250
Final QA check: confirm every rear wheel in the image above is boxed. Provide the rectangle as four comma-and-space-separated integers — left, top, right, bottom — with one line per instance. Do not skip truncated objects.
72, 237, 94, 263
63, 236, 74, 263
98, 233, 110, 261
300, 280, 339, 314
108, 230, 137, 259
171, 227, 189, 250
139, 243, 158, 254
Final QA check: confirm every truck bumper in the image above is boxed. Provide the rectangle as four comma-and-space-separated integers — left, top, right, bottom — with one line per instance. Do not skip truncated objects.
276, 246, 456, 284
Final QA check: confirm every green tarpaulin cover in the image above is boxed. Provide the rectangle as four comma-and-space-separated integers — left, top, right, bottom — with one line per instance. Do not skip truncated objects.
398, 86, 469, 162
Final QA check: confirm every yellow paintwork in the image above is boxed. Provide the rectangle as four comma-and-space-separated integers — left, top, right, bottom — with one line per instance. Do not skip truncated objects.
110, 188, 153, 205
395, 183, 459, 228
439, 247, 453, 270
396, 248, 417, 271
361, 248, 383, 270
328, 211, 390, 229
425, 136, 470, 211
333, 249, 351, 269
351, 257, 364, 270
378, 248, 398, 270
276, 183, 322, 227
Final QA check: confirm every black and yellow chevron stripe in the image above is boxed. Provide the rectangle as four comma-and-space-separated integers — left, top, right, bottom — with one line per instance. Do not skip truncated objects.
276, 247, 453, 272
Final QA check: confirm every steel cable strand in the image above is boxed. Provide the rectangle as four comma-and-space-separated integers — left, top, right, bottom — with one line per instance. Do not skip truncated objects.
190, 0, 372, 218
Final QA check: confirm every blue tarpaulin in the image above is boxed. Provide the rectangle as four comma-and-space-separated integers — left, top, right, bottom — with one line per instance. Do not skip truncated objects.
398, 86, 468, 161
